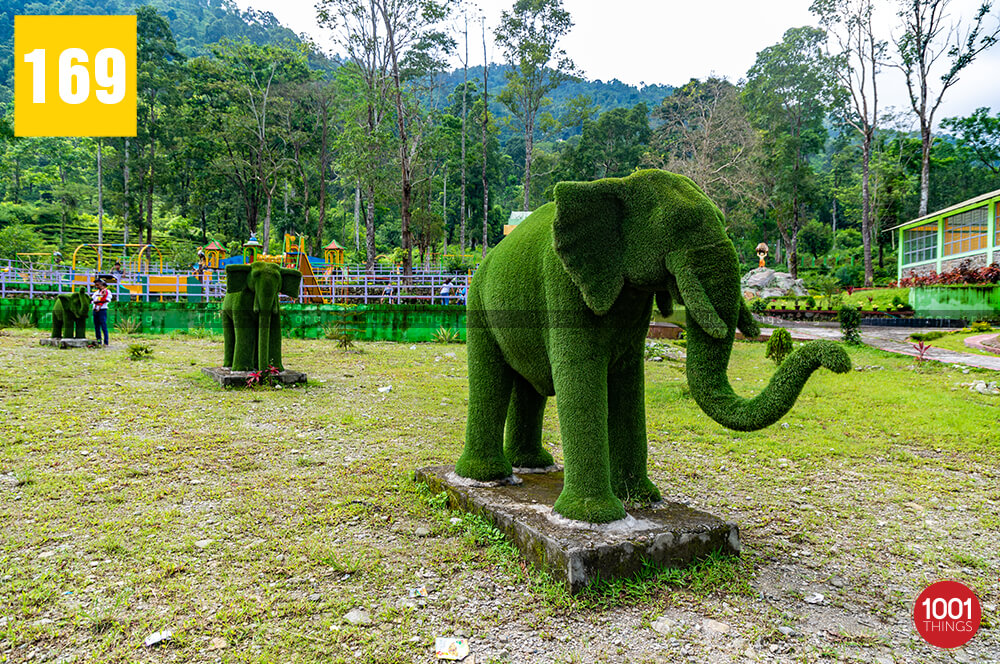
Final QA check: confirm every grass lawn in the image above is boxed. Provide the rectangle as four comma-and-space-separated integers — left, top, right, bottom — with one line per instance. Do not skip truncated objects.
0, 328, 997, 663
908, 330, 1000, 359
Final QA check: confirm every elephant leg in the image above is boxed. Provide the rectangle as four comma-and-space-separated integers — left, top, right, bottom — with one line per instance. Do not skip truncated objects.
222, 310, 235, 368
269, 314, 283, 371
231, 318, 257, 371
552, 359, 625, 523
455, 326, 514, 481
503, 374, 553, 469
51, 312, 62, 338
608, 356, 661, 505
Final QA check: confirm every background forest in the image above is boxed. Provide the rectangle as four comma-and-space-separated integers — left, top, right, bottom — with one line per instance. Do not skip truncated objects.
0, 0, 998, 287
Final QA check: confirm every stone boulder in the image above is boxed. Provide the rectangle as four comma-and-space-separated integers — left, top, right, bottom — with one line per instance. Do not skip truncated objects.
741, 267, 808, 299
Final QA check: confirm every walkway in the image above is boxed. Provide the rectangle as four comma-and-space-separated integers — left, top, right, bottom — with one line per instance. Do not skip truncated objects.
753, 320, 1000, 371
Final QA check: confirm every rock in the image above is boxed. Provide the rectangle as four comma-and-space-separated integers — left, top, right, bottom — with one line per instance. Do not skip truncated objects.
343, 608, 371, 625
703, 618, 731, 634
144, 630, 173, 647
378, 385, 392, 393
741, 267, 808, 299
803, 592, 825, 605
449, 517, 462, 525
208, 636, 228, 650
194, 539, 213, 549
777, 626, 797, 637
308, 593, 322, 602
830, 576, 846, 588
414, 526, 431, 537
651, 616, 676, 635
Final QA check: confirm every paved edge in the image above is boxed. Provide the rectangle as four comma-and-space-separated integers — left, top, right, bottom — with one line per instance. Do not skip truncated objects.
415, 465, 740, 594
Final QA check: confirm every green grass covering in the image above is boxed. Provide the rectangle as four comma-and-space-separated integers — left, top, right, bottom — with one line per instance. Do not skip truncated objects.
50, 288, 89, 339
0, 333, 996, 662
221, 263, 302, 371
457, 170, 848, 522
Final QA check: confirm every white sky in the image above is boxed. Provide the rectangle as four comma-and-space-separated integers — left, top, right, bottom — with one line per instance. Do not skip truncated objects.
235, 0, 1000, 126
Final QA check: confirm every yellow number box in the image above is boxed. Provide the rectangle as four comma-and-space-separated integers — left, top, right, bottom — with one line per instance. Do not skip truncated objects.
15, 15, 137, 137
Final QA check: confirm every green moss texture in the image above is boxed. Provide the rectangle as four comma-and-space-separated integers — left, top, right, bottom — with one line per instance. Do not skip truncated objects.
51, 288, 90, 339
221, 262, 302, 372
456, 169, 851, 523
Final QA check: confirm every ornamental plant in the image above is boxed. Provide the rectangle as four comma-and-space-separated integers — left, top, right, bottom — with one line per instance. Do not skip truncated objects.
839, 305, 862, 345
765, 328, 793, 365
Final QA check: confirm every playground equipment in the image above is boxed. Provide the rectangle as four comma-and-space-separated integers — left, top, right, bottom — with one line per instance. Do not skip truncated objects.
243, 235, 263, 263
324, 239, 345, 266
284, 233, 327, 304
70, 243, 163, 273
198, 240, 227, 269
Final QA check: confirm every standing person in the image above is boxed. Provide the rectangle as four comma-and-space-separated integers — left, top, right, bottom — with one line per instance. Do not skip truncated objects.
440, 278, 452, 306
111, 261, 124, 283
91, 278, 111, 346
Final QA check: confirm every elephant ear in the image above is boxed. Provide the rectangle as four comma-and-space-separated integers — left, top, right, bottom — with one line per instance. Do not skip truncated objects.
226, 264, 251, 292
552, 179, 624, 316
279, 268, 302, 298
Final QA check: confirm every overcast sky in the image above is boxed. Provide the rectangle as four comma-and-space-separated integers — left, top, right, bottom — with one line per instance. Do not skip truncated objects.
234, 0, 1000, 126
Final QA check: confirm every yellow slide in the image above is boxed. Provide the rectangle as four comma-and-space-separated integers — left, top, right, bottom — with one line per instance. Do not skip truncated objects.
296, 253, 328, 304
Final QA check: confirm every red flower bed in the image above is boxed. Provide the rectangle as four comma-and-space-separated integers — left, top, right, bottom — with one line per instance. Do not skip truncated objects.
897, 261, 1000, 287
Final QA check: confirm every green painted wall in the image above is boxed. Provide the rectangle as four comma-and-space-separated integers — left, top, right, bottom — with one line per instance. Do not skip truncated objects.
910, 286, 1000, 320
0, 298, 467, 342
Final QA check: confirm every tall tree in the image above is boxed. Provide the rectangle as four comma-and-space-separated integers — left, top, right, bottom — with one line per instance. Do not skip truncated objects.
136, 6, 185, 244
942, 106, 1000, 174
745, 27, 834, 279
377, 0, 453, 276
647, 77, 762, 221
812, 0, 885, 286
893, 0, 1000, 215
494, 0, 576, 210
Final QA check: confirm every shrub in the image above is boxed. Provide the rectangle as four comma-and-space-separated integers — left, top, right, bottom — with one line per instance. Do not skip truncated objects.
805, 296, 816, 309
765, 328, 793, 365
432, 326, 462, 344
969, 320, 994, 333
749, 298, 767, 314
839, 305, 862, 345
126, 342, 153, 360
11, 313, 35, 329
909, 331, 946, 342
114, 316, 141, 335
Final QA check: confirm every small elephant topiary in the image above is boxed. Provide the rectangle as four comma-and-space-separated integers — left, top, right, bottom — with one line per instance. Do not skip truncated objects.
456, 169, 851, 523
221, 262, 302, 371
51, 287, 90, 339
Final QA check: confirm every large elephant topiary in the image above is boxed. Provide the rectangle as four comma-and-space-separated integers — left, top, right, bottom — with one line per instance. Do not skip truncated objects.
51, 287, 90, 338
456, 169, 851, 523
221, 262, 302, 371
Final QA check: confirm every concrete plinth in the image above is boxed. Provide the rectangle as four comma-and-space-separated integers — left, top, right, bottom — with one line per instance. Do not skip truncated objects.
202, 367, 307, 387
40, 338, 99, 349
416, 465, 740, 594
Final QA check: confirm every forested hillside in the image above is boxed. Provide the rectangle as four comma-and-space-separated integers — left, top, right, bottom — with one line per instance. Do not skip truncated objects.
0, 0, 301, 103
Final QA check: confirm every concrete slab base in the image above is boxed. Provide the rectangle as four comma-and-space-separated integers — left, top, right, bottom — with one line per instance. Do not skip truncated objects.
40, 338, 99, 348
201, 367, 307, 387
415, 465, 740, 594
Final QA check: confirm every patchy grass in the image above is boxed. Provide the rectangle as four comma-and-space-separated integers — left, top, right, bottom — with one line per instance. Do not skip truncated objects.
0, 329, 997, 663
913, 330, 1000, 358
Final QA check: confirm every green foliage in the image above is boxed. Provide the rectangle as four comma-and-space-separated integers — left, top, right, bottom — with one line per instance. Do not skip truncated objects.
941, 108, 1000, 174
749, 298, 768, 314
323, 308, 364, 351
765, 328, 793, 365
11, 313, 35, 329
114, 316, 141, 335
0, 224, 44, 259
839, 305, 862, 345
222, 263, 302, 371
126, 342, 154, 361
51, 289, 90, 339
798, 220, 832, 259
909, 331, 946, 342
835, 228, 863, 249
432, 327, 461, 344
969, 320, 995, 333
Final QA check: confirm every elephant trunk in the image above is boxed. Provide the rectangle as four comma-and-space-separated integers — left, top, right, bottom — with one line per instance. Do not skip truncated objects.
685, 322, 851, 432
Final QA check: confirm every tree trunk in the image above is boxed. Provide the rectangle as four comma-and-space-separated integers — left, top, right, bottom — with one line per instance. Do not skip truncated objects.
460, 23, 468, 253
314, 101, 330, 257
97, 140, 104, 260
861, 127, 874, 287
919, 121, 931, 216
123, 139, 129, 249
354, 184, 361, 253
482, 24, 490, 258
365, 184, 376, 271
146, 104, 155, 245
523, 113, 533, 210
382, 9, 413, 277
